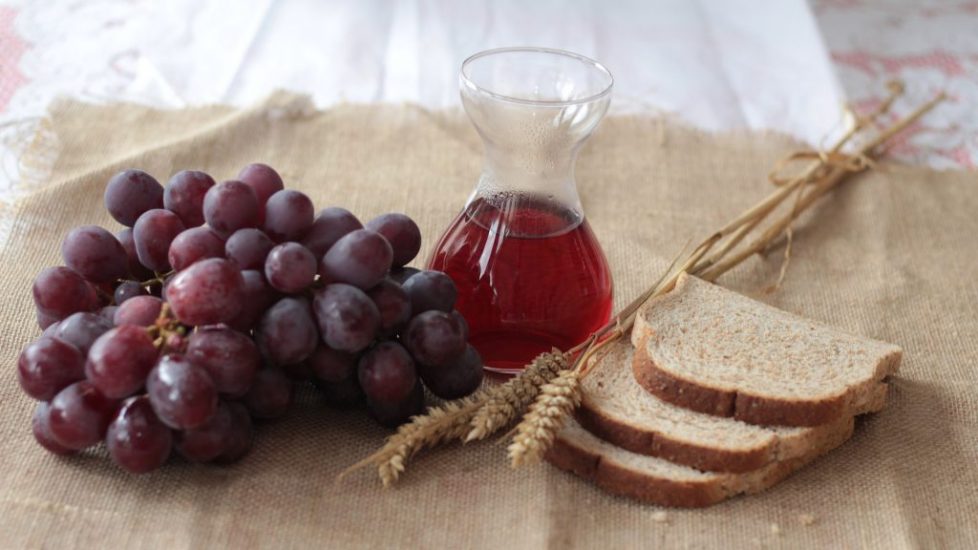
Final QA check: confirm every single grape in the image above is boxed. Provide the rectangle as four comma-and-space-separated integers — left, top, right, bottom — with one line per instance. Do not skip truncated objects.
312, 284, 380, 353
106, 395, 172, 474
319, 229, 393, 289
263, 189, 314, 242
242, 368, 293, 419
48, 381, 118, 450
265, 242, 316, 293
358, 341, 417, 404
41, 319, 61, 339
215, 401, 252, 464
114, 280, 146, 305
403, 310, 466, 367
367, 278, 412, 333
225, 228, 275, 270
229, 270, 278, 332
168, 226, 224, 271
146, 354, 218, 430
99, 305, 119, 323
401, 270, 457, 313
418, 344, 484, 400
32, 401, 76, 455
56, 311, 113, 354
61, 225, 128, 283
174, 400, 233, 462
300, 207, 363, 258
186, 326, 260, 397
85, 325, 159, 399
37, 310, 61, 331
104, 169, 164, 226
17, 337, 85, 400
256, 297, 318, 365
203, 180, 259, 237
309, 345, 363, 408
166, 258, 244, 326
33, 266, 98, 322
133, 209, 186, 272
365, 213, 422, 268
389, 266, 420, 285
367, 381, 424, 428
116, 228, 155, 280
451, 310, 470, 342
113, 295, 163, 327
237, 163, 284, 224
164, 170, 215, 227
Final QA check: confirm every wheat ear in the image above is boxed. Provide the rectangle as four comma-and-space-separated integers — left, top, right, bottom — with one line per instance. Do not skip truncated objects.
465, 350, 569, 442
507, 369, 583, 467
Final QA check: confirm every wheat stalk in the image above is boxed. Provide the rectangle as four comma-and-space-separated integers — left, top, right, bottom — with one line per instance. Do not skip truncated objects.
465, 350, 569, 442
507, 369, 584, 467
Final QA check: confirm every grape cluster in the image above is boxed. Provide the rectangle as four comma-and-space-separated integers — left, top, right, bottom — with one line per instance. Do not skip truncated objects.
19, 164, 483, 474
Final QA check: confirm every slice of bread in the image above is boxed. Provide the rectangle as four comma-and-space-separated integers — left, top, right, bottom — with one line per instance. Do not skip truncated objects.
630, 273, 902, 426
546, 416, 853, 508
578, 339, 887, 472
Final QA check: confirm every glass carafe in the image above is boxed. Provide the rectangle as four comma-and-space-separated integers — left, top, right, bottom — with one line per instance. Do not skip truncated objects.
428, 47, 614, 374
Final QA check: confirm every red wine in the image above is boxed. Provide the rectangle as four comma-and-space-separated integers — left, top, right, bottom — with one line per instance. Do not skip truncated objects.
429, 195, 612, 373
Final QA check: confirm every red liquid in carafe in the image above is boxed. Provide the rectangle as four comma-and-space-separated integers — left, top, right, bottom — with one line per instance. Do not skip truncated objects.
428, 195, 613, 373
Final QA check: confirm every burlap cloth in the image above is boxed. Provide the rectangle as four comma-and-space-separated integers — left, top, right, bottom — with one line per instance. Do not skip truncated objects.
0, 93, 975, 549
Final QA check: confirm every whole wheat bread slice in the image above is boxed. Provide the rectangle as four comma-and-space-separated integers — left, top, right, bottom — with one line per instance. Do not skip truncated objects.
630, 273, 901, 426
578, 339, 887, 472
546, 416, 852, 508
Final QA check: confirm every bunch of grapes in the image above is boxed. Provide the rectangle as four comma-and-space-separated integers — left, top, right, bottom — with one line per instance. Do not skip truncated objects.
19, 164, 483, 474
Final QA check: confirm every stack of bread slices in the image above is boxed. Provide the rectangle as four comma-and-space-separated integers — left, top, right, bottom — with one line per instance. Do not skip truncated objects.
545, 273, 902, 507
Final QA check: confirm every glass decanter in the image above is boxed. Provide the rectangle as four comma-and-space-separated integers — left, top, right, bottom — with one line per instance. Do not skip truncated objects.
428, 47, 614, 374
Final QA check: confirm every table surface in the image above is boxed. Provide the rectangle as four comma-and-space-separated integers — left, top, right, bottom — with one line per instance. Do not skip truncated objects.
0, 0, 974, 201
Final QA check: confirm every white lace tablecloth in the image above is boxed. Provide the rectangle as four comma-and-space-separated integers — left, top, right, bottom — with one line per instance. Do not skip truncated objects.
0, 0, 973, 200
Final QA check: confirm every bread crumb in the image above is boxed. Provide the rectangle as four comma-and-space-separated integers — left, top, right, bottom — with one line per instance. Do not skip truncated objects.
798, 513, 816, 526
650, 510, 669, 523
770, 523, 782, 536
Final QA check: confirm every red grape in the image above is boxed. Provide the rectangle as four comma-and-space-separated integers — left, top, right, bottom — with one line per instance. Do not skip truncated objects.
225, 228, 275, 270
242, 368, 293, 419
32, 401, 76, 455
33, 266, 98, 322
61, 225, 128, 283
116, 228, 154, 279
113, 295, 163, 327
86, 325, 159, 399
401, 270, 457, 313
56, 311, 113, 354
403, 310, 466, 367
237, 163, 284, 224
265, 242, 316, 293
104, 170, 164, 227
313, 284, 380, 353
256, 297, 318, 365
99, 305, 119, 323
17, 337, 85, 400
451, 310, 470, 342
114, 280, 147, 305
418, 344, 484, 399
167, 258, 244, 326
367, 381, 424, 428
146, 354, 218, 430
133, 208, 186, 272
215, 401, 252, 463
319, 229, 393, 289
358, 341, 417, 404
204, 180, 259, 237
366, 213, 421, 268
168, 226, 224, 271
309, 345, 362, 407
263, 189, 314, 242
301, 207, 362, 258
48, 381, 118, 450
174, 400, 234, 462
389, 267, 420, 285
367, 278, 412, 333
186, 326, 260, 397
106, 395, 173, 473
229, 270, 278, 331
164, 170, 215, 227
41, 319, 61, 338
